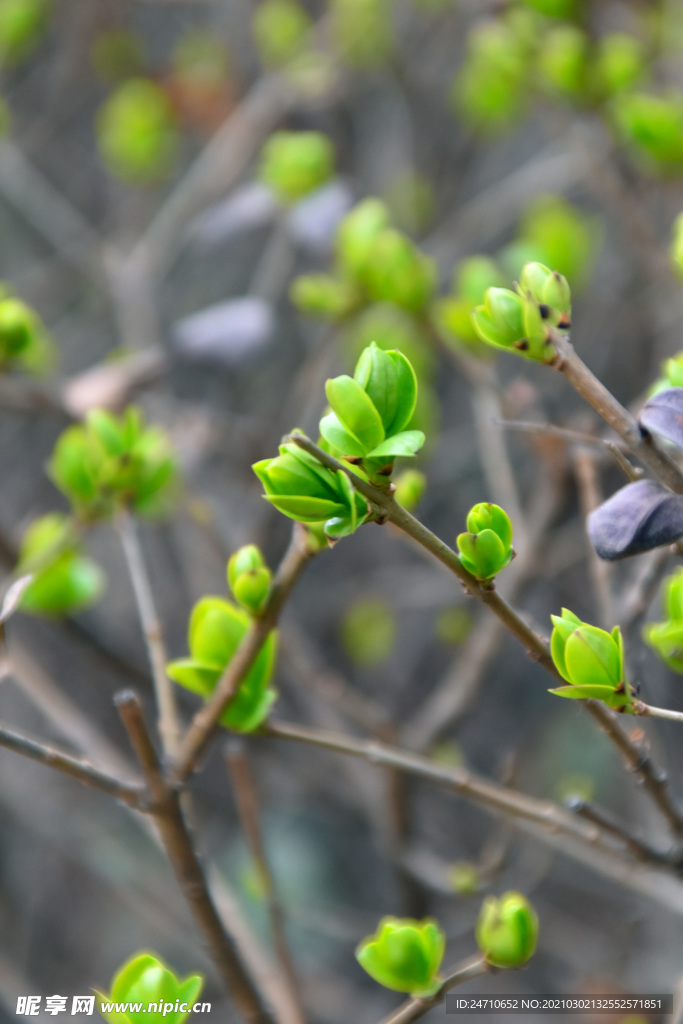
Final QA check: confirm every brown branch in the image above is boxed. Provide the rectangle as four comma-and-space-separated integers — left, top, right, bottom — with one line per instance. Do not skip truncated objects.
0, 718, 144, 808
378, 957, 490, 1024
224, 742, 307, 1024
286, 434, 683, 839
568, 797, 680, 869
115, 690, 275, 1024
550, 332, 683, 494
171, 524, 314, 785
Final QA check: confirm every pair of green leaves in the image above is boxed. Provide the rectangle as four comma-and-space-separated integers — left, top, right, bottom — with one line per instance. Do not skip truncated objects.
167, 597, 277, 733
356, 917, 445, 997
254, 438, 369, 540
17, 513, 105, 618
49, 406, 178, 522
321, 342, 424, 467
457, 503, 514, 582
95, 952, 203, 1024
550, 608, 632, 709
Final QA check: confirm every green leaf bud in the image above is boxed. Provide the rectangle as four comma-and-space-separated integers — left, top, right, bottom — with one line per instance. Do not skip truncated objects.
336, 198, 391, 278
520, 0, 576, 16
341, 596, 396, 666
290, 273, 360, 320
356, 917, 445, 996
455, 256, 506, 305
519, 262, 571, 329
227, 545, 272, 614
253, 441, 368, 539
457, 502, 514, 581
594, 33, 645, 98
472, 285, 555, 362
0, 294, 55, 375
505, 195, 600, 291
449, 861, 480, 895
451, 21, 529, 135
549, 608, 632, 709
94, 951, 203, 1024
359, 229, 436, 313
252, 0, 312, 68
475, 892, 538, 969
393, 468, 426, 512
330, 0, 394, 68
613, 92, 683, 168
537, 25, 588, 99
0, 0, 51, 67
258, 130, 335, 204
167, 597, 278, 732
97, 78, 179, 185
643, 568, 683, 672
16, 513, 105, 618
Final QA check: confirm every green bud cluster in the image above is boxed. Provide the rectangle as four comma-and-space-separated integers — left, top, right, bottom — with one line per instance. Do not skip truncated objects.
457, 502, 514, 581
549, 608, 633, 709
330, 0, 394, 68
320, 342, 425, 472
16, 513, 105, 618
433, 256, 505, 351
452, 17, 532, 134
227, 544, 272, 615
393, 468, 426, 512
167, 596, 278, 733
252, 0, 312, 68
0, 292, 55, 375
48, 406, 178, 523
289, 274, 360, 321
0, 0, 51, 67
501, 194, 599, 291
97, 78, 179, 185
94, 952, 203, 1024
643, 569, 683, 673
355, 917, 445, 996
613, 92, 683, 170
258, 130, 335, 204
471, 261, 570, 362
253, 438, 369, 541
475, 892, 538, 968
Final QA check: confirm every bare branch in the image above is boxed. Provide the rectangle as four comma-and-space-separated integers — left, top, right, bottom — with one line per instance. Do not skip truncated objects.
378, 957, 490, 1024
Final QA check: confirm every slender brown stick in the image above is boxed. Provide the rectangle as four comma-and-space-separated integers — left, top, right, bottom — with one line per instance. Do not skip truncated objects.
568, 798, 678, 868
286, 434, 683, 838
379, 957, 490, 1024
0, 718, 144, 808
224, 742, 307, 1024
171, 524, 314, 785
635, 701, 683, 724
573, 448, 613, 627
116, 690, 275, 1024
117, 511, 180, 757
550, 332, 683, 493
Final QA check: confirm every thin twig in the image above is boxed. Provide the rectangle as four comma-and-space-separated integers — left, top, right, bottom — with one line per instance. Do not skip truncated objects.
287, 433, 683, 838
378, 956, 490, 1024
117, 511, 180, 758
224, 741, 307, 1024
115, 690, 275, 1024
635, 701, 683, 724
550, 332, 683, 494
0, 718, 145, 808
172, 524, 314, 785
573, 448, 613, 628
567, 797, 678, 868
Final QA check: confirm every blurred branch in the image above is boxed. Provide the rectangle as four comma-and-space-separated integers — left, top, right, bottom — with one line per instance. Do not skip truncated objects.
0, 718, 144, 807
378, 956, 490, 1024
224, 741, 307, 1024
172, 524, 314, 785
116, 511, 180, 758
116, 690, 275, 1024
287, 433, 683, 839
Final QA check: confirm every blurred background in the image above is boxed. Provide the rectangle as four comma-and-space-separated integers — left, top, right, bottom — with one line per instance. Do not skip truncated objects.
1, 0, 683, 1021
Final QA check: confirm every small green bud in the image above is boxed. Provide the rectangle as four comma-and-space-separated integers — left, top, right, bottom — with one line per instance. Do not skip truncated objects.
519, 262, 571, 329
537, 25, 588, 99
252, 0, 312, 68
0, 294, 55, 374
0, 0, 51, 67
290, 274, 359, 320
393, 469, 426, 512
594, 33, 645, 98
16, 513, 105, 618
356, 917, 445, 996
549, 608, 632, 708
167, 597, 278, 732
359, 229, 436, 313
341, 596, 396, 666
449, 861, 480, 895
94, 952, 203, 1024
614, 92, 683, 168
228, 545, 271, 614
671, 212, 683, 278
259, 130, 335, 204
336, 198, 391, 278
476, 892, 538, 969
253, 440, 368, 539
457, 502, 514, 581
91, 28, 144, 84
455, 256, 506, 305
435, 606, 473, 646
643, 569, 683, 672
505, 195, 599, 291
520, 0, 576, 16
472, 285, 555, 362
330, 0, 394, 68
97, 78, 179, 185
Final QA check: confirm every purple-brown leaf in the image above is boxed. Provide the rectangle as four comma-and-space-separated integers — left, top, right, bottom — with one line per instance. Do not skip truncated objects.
639, 387, 683, 451
587, 479, 683, 560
